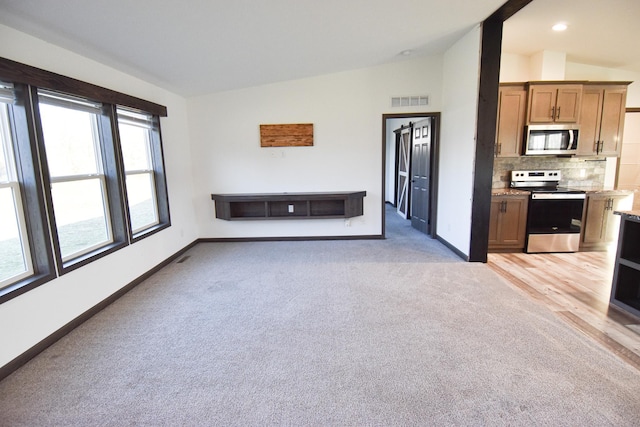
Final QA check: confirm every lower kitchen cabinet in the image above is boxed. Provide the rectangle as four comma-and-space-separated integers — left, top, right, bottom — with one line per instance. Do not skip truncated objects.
488, 194, 528, 251
581, 192, 634, 250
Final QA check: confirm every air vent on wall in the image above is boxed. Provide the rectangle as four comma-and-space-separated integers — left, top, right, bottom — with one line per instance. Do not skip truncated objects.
391, 95, 429, 108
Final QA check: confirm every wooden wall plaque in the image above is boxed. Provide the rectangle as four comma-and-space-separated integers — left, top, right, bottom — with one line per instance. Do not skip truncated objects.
260, 123, 313, 147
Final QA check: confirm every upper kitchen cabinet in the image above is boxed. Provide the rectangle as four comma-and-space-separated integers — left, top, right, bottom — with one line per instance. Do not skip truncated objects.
526, 83, 583, 124
495, 84, 527, 157
576, 83, 630, 157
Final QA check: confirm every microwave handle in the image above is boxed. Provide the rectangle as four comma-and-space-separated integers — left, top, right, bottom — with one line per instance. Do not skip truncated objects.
569, 130, 577, 149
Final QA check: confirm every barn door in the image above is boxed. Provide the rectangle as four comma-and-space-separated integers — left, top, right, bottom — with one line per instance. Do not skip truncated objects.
411, 118, 431, 234
396, 126, 412, 219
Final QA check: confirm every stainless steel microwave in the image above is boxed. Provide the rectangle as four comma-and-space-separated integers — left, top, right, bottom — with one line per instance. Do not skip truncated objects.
523, 124, 579, 156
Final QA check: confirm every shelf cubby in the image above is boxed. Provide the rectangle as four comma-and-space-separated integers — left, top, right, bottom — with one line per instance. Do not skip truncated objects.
610, 212, 640, 318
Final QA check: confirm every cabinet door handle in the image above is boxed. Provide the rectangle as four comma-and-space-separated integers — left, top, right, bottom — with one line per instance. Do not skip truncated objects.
501, 200, 507, 213
604, 198, 611, 211
551, 106, 555, 120
556, 106, 561, 119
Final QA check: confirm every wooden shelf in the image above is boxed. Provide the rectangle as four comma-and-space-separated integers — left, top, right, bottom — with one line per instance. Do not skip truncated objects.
211, 191, 366, 220
610, 214, 640, 318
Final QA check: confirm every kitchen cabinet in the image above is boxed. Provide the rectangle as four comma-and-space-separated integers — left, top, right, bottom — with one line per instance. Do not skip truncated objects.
488, 194, 528, 251
527, 83, 582, 124
610, 211, 640, 318
495, 84, 526, 157
576, 83, 629, 157
580, 192, 634, 250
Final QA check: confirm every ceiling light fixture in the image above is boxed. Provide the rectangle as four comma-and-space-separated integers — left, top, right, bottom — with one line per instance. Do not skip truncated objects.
400, 50, 413, 56
552, 22, 568, 32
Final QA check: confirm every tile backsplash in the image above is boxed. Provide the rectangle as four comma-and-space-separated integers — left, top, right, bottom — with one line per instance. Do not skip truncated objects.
493, 156, 607, 188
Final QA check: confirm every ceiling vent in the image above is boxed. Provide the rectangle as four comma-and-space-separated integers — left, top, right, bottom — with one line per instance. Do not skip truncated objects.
391, 95, 429, 108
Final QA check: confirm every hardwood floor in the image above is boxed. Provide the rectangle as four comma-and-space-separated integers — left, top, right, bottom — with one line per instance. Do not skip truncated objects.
488, 250, 640, 371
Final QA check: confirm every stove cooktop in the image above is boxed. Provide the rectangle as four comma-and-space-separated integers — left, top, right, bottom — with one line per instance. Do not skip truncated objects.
509, 170, 586, 195
512, 185, 585, 194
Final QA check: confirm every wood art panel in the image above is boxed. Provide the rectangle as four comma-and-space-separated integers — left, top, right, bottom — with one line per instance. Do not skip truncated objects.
260, 123, 313, 147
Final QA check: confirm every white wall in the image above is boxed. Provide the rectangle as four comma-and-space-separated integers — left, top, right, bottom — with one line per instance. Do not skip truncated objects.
500, 52, 640, 108
0, 25, 198, 368
188, 56, 443, 238
500, 52, 531, 82
565, 62, 640, 107
436, 25, 482, 257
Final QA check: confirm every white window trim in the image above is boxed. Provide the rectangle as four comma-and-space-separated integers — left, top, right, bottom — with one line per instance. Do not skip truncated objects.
0, 182, 34, 287
118, 107, 161, 235
127, 170, 160, 234
39, 93, 115, 263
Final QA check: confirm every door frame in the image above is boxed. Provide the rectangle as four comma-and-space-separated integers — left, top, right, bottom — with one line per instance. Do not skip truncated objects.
382, 112, 440, 239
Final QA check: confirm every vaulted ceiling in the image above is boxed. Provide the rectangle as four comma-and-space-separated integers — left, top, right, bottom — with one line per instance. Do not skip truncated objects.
502, 0, 640, 74
0, 0, 637, 97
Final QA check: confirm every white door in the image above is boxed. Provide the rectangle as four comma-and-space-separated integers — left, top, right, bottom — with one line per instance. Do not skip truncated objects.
396, 126, 411, 219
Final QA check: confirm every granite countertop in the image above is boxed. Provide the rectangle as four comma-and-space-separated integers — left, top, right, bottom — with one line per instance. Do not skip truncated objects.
492, 187, 633, 196
614, 210, 640, 220
572, 187, 634, 195
491, 188, 530, 196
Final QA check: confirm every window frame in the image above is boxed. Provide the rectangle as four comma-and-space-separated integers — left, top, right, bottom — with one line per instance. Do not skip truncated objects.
0, 57, 170, 303
0, 83, 56, 304
0, 96, 34, 287
33, 90, 130, 274
115, 107, 170, 241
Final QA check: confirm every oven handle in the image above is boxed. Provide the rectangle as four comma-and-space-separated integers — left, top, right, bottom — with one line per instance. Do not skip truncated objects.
531, 193, 585, 200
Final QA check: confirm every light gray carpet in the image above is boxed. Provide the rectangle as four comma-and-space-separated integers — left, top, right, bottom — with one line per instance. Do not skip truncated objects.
1, 207, 639, 426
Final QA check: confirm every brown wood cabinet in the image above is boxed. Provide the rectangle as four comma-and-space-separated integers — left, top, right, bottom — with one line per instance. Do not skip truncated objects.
527, 83, 582, 124
488, 194, 528, 251
577, 84, 629, 157
495, 84, 526, 157
581, 192, 634, 250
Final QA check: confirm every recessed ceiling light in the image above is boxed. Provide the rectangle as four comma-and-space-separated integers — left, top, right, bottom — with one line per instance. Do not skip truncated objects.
552, 22, 568, 32
400, 50, 413, 56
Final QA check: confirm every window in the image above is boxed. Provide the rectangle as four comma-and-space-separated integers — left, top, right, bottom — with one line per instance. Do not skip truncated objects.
117, 108, 160, 234
0, 57, 169, 303
0, 83, 33, 288
38, 91, 115, 261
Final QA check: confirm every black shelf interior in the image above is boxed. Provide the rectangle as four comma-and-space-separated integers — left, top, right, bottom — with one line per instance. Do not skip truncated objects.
230, 202, 266, 218
269, 201, 308, 217
310, 200, 344, 216
614, 264, 640, 312
620, 220, 640, 265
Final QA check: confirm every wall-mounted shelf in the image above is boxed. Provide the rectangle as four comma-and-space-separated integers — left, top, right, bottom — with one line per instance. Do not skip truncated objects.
211, 191, 366, 220
610, 211, 640, 318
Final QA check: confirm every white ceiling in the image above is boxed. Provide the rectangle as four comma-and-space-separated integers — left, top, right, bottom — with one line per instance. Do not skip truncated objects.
0, 0, 505, 95
502, 0, 640, 73
0, 0, 637, 97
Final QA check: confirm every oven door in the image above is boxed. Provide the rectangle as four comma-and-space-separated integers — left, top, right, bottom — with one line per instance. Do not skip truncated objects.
526, 193, 585, 253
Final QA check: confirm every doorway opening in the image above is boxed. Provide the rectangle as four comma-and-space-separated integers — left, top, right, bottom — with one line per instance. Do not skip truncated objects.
381, 112, 440, 239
